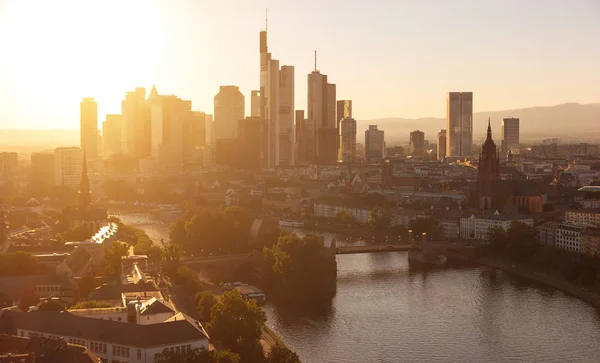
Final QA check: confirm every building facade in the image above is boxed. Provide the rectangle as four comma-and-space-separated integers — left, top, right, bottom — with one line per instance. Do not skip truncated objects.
102, 115, 122, 157
446, 92, 473, 157
460, 213, 533, 240
501, 117, 520, 155
80, 98, 99, 157
409, 130, 425, 157
214, 85, 245, 140
339, 117, 357, 163
279, 65, 295, 166
250, 90, 260, 117
365, 125, 385, 162
121, 87, 151, 159
54, 147, 83, 189
555, 224, 584, 252
477, 121, 501, 210
564, 209, 600, 226
437, 130, 447, 160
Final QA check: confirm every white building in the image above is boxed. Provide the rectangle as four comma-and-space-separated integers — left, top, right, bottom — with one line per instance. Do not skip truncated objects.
314, 203, 371, 224
555, 224, 584, 252
460, 212, 534, 240
1, 310, 209, 363
564, 209, 600, 226
54, 147, 83, 189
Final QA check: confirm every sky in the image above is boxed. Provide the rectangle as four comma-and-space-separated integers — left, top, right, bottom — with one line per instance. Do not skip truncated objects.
0, 0, 599, 129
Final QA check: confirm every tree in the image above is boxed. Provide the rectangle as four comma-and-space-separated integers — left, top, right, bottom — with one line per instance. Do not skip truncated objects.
267, 342, 301, 363
169, 218, 187, 246
61, 225, 93, 241
154, 347, 240, 363
77, 273, 97, 300
70, 300, 113, 309
263, 233, 337, 303
161, 244, 182, 278
174, 266, 203, 297
333, 210, 357, 225
368, 207, 391, 230
207, 290, 266, 361
195, 291, 217, 323
102, 241, 130, 277
19, 287, 39, 312
0, 252, 47, 276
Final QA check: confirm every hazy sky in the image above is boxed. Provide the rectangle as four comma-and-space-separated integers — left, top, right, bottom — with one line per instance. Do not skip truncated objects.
0, 0, 599, 129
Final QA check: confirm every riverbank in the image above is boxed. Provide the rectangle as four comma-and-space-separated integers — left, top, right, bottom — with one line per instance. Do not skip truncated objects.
454, 254, 600, 308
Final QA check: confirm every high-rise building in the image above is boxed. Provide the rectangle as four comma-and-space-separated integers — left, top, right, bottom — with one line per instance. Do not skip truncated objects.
409, 130, 425, 156
251, 90, 260, 117
203, 114, 215, 167
279, 65, 295, 166
259, 26, 282, 170
214, 85, 245, 140
121, 87, 151, 159
0, 152, 18, 184
191, 111, 206, 148
295, 110, 314, 165
54, 147, 83, 189
30, 152, 54, 195
336, 100, 352, 128
80, 98, 98, 157
102, 115, 122, 157
501, 117, 520, 155
437, 130, 447, 160
238, 116, 261, 170
339, 117, 357, 163
446, 92, 473, 157
365, 125, 385, 162
326, 83, 336, 129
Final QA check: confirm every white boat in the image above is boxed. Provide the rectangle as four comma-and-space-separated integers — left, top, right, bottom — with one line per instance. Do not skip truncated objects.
279, 219, 305, 228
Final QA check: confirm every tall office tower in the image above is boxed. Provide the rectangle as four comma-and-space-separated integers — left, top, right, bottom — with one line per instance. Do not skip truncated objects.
409, 130, 425, 156
337, 100, 352, 128
0, 152, 18, 184
203, 114, 215, 167
101, 115, 122, 157
121, 87, 151, 159
30, 152, 54, 196
279, 65, 295, 166
437, 130, 447, 160
238, 116, 261, 170
80, 98, 99, 156
365, 125, 385, 162
295, 110, 315, 165
54, 147, 83, 189
190, 111, 206, 147
446, 92, 473, 157
214, 85, 245, 140
339, 117, 357, 163
308, 70, 327, 160
251, 90, 261, 117
501, 117, 520, 155
326, 83, 336, 128
259, 25, 282, 170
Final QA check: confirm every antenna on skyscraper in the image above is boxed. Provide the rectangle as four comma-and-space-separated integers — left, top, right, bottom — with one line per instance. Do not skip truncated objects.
314, 50, 317, 72
265, 9, 268, 32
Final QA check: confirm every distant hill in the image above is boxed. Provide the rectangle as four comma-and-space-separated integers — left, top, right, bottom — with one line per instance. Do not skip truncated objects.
0, 129, 79, 152
359, 103, 600, 144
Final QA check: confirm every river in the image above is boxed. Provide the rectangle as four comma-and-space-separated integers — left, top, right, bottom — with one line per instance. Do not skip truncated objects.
113, 219, 600, 362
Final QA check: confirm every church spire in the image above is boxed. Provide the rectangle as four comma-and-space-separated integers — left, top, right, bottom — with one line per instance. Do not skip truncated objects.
79, 149, 91, 209
487, 118, 492, 140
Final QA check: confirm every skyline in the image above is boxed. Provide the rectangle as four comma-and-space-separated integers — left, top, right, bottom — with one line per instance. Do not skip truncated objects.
0, 0, 599, 129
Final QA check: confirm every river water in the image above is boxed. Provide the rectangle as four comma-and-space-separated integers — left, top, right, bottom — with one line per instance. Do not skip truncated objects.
113, 219, 600, 362
264, 229, 600, 363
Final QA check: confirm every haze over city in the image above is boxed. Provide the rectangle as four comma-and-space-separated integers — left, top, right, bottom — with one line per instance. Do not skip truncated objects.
0, 0, 599, 129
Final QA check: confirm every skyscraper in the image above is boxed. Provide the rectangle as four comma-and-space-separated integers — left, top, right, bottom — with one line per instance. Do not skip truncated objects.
30, 152, 54, 196
326, 83, 336, 129
279, 65, 295, 166
409, 130, 425, 156
54, 147, 83, 189
365, 125, 385, 162
501, 117, 520, 155
336, 100, 352, 128
259, 25, 282, 169
121, 87, 151, 159
295, 110, 315, 165
446, 92, 473, 157
238, 116, 261, 170
80, 98, 98, 157
250, 90, 261, 117
214, 85, 245, 140
102, 115, 122, 157
339, 117, 357, 163
437, 130, 447, 160
308, 67, 338, 164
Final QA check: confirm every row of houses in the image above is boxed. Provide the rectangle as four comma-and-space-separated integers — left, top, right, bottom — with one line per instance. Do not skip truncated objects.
537, 222, 600, 255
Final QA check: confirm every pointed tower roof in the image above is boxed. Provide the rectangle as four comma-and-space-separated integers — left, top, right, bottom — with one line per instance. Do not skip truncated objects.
486, 118, 492, 140
148, 85, 159, 100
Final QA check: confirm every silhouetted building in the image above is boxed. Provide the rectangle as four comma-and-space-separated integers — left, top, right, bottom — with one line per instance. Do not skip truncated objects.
30, 152, 54, 196
477, 120, 500, 209
308, 66, 337, 163
365, 125, 385, 162
339, 117, 357, 163
295, 111, 315, 165
250, 90, 260, 117
259, 27, 281, 170
54, 147, 83, 189
409, 130, 425, 156
214, 85, 244, 140
238, 116, 261, 170
279, 65, 295, 166
101, 115, 122, 157
216, 139, 239, 167
190, 111, 206, 148
80, 98, 98, 157
317, 128, 338, 165
447, 92, 473, 157
501, 117, 520, 155
437, 130, 447, 160
0, 152, 18, 186
336, 100, 352, 128
121, 87, 151, 159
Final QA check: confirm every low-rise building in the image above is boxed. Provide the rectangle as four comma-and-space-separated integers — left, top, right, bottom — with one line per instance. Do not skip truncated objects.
564, 209, 600, 226
0, 275, 76, 307
460, 212, 534, 240
0, 310, 209, 363
536, 221, 560, 246
555, 224, 585, 253
442, 219, 460, 240
581, 227, 600, 256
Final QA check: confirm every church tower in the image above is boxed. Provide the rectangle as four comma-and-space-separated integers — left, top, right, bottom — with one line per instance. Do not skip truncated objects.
477, 119, 500, 209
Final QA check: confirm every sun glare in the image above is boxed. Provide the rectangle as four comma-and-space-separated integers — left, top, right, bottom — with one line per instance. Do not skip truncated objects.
1, 0, 165, 126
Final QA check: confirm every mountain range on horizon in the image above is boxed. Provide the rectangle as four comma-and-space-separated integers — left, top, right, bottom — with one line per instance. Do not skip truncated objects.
1, 102, 599, 150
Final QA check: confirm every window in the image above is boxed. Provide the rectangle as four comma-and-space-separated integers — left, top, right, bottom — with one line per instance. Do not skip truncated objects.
137, 349, 142, 360
113, 345, 130, 358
